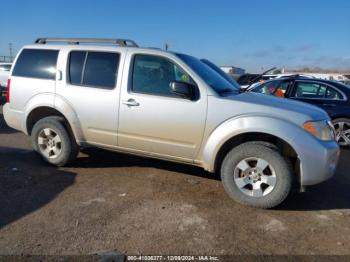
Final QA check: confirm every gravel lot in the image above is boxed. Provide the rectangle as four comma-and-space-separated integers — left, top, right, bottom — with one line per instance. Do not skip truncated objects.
0, 103, 350, 256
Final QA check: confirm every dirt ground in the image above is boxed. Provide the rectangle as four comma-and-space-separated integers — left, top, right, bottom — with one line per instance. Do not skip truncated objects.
0, 103, 350, 256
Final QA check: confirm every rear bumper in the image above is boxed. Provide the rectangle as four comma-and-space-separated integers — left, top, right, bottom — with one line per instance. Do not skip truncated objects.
292, 132, 340, 186
3, 103, 25, 132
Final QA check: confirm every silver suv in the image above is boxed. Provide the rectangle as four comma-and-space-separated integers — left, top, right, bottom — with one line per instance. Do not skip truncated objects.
3, 38, 340, 208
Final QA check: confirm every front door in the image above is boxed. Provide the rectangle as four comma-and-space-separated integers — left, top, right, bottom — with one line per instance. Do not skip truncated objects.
118, 53, 207, 161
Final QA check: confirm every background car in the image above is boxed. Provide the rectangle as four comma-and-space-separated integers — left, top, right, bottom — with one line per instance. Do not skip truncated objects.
237, 73, 314, 89
250, 76, 350, 146
0, 63, 12, 97
237, 73, 265, 88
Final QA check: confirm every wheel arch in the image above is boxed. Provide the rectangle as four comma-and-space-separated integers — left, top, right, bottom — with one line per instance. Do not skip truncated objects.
200, 116, 301, 177
213, 132, 299, 177
25, 105, 84, 145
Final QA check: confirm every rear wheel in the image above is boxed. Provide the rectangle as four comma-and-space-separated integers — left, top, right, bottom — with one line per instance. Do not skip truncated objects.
31, 116, 79, 166
333, 118, 350, 147
221, 142, 292, 209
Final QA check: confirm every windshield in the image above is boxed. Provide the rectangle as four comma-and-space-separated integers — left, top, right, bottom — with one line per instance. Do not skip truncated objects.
250, 80, 282, 94
249, 79, 289, 98
176, 53, 239, 94
200, 59, 241, 89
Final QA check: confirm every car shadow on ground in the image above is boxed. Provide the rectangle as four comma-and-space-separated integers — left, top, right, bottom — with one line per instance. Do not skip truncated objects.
78, 147, 350, 211
76, 147, 219, 181
0, 147, 76, 228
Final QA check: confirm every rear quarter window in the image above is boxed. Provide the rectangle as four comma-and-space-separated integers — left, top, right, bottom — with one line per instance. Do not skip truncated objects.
12, 49, 58, 80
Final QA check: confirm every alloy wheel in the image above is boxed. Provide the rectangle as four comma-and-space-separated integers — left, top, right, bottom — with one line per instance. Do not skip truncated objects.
334, 121, 350, 146
233, 157, 277, 197
38, 128, 62, 159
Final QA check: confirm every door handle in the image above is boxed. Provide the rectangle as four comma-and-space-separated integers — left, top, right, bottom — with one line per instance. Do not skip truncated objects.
322, 103, 336, 107
122, 98, 140, 107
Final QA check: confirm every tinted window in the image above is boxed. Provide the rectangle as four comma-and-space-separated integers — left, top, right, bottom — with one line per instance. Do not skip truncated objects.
326, 87, 343, 100
12, 49, 58, 79
82, 52, 120, 89
200, 59, 241, 89
132, 54, 193, 97
176, 53, 239, 94
69, 51, 86, 85
252, 79, 286, 95
294, 82, 326, 98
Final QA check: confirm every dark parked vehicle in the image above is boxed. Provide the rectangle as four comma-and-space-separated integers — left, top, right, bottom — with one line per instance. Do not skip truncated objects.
237, 73, 261, 86
236, 68, 277, 88
250, 76, 350, 146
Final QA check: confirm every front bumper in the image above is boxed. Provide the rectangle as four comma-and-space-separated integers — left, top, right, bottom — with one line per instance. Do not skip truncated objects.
292, 131, 340, 186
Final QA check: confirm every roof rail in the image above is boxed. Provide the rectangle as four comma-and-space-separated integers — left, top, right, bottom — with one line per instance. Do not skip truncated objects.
34, 38, 139, 47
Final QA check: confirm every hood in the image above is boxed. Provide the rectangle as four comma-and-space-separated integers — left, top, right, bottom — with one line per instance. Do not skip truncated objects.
224, 92, 329, 122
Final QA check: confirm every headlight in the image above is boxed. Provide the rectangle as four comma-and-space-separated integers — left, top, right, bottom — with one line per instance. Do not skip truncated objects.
303, 120, 335, 141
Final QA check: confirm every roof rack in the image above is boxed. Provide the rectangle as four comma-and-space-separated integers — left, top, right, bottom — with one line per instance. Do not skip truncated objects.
34, 38, 139, 47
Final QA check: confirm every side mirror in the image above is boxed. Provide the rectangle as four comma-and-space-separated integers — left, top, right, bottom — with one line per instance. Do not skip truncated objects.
170, 81, 194, 99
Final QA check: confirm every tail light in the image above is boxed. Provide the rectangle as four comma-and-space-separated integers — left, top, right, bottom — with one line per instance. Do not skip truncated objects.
6, 79, 10, 103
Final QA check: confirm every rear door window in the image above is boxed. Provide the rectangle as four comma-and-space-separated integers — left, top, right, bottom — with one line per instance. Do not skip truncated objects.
83, 52, 119, 88
69, 51, 86, 85
325, 87, 343, 100
68, 51, 120, 89
294, 82, 327, 98
12, 49, 58, 80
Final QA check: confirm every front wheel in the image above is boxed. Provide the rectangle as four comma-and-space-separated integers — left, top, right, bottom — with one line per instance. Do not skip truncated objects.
221, 142, 293, 209
333, 118, 350, 147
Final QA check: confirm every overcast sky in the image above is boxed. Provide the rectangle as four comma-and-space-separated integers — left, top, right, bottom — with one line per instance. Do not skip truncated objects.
1, 0, 349, 72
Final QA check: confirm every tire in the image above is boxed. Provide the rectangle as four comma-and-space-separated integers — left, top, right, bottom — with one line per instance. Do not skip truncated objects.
221, 142, 292, 209
332, 118, 350, 147
31, 116, 79, 166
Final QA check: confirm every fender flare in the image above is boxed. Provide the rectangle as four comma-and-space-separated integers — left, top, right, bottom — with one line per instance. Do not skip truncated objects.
24, 93, 85, 143
23, 93, 55, 134
201, 115, 303, 172
54, 95, 85, 143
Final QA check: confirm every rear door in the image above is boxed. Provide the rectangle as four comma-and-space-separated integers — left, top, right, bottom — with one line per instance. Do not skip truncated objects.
289, 80, 347, 117
55, 49, 124, 146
